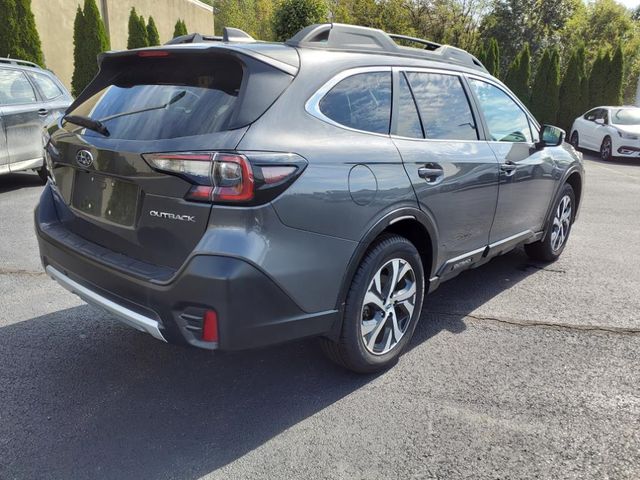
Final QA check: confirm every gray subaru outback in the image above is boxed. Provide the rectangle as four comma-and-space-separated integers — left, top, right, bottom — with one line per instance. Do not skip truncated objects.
35, 24, 584, 373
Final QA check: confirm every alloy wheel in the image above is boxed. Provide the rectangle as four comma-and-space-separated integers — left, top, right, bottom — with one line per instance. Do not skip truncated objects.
360, 258, 417, 355
551, 195, 572, 252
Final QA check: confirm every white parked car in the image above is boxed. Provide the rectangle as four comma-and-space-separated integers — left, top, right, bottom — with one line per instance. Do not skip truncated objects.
570, 106, 640, 161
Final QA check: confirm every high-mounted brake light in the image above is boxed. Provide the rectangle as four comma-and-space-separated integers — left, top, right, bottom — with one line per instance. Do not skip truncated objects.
137, 50, 171, 58
142, 151, 306, 205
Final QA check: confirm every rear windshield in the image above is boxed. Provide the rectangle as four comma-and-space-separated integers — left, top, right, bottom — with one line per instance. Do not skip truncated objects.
66, 56, 243, 140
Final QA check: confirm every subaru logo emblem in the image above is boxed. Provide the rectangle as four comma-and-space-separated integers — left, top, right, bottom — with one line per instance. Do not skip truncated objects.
76, 150, 93, 168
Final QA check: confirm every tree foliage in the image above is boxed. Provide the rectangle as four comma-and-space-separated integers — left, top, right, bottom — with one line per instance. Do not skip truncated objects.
127, 8, 148, 49
604, 44, 624, 106
146, 16, 161, 46
589, 49, 610, 108
173, 19, 188, 38
71, 0, 109, 96
504, 43, 531, 106
273, 0, 328, 42
0, 0, 44, 66
485, 37, 500, 78
530, 48, 560, 125
558, 46, 585, 132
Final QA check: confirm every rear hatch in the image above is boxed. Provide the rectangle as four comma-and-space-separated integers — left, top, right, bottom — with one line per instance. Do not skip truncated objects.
46, 46, 295, 269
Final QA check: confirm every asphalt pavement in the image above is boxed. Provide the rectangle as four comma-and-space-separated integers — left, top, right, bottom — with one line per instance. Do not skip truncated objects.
0, 154, 638, 480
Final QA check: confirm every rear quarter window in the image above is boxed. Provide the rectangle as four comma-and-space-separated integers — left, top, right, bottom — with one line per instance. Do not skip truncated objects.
318, 72, 391, 134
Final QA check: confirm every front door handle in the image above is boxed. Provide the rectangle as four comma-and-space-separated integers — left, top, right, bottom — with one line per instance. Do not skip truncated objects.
418, 164, 444, 184
500, 161, 518, 176
37, 108, 49, 116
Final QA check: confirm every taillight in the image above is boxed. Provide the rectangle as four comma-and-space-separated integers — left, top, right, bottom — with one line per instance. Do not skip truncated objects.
142, 151, 306, 205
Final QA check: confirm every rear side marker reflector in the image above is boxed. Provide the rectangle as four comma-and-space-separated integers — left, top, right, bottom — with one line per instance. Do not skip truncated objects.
202, 310, 218, 342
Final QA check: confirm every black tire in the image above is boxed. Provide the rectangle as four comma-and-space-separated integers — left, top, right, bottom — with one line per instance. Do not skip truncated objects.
320, 234, 425, 373
570, 131, 579, 149
525, 183, 576, 262
37, 165, 48, 184
600, 136, 613, 161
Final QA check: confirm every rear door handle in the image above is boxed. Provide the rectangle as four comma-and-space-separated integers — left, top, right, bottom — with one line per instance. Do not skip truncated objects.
418, 164, 444, 184
37, 108, 49, 116
500, 161, 517, 176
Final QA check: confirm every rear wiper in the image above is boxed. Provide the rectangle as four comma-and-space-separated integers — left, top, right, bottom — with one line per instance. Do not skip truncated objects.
98, 90, 187, 123
63, 114, 110, 137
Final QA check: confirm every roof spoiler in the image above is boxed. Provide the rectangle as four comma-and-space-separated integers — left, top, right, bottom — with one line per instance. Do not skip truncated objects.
165, 27, 255, 45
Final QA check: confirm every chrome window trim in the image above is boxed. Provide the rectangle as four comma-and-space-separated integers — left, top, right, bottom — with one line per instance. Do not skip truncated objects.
305, 66, 393, 138
391, 66, 486, 143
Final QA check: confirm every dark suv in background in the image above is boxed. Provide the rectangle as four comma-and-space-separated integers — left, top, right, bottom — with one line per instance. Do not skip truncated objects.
36, 24, 584, 372
0, 57, 72, 181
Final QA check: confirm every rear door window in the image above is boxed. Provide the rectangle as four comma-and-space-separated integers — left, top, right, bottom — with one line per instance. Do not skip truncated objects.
28, 72, 63, 100
405, 72, 478, 141
319, 72, 391, 134
0, 69, 37, 105
66, 56, 244, 140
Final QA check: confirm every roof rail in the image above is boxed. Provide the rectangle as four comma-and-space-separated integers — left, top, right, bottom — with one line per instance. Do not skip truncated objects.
164, 27, 255, 45
286, 23, 486, 72
0, 57, 40, 68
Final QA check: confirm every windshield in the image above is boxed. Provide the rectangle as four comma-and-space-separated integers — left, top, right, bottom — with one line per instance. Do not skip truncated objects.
65, 56, 243, 140
610, 108, 640, 126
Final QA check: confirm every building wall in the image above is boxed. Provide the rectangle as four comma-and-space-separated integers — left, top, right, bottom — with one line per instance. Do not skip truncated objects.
31, 0, 214, 90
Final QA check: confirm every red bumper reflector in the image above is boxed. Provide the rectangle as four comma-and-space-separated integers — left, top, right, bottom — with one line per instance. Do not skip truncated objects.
202, 310, 218, 342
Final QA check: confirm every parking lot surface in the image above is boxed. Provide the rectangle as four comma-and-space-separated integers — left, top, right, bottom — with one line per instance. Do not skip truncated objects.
0, 154, 639, 479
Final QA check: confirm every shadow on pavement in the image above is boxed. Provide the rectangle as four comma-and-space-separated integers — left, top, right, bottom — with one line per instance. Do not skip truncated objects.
0, 249, 542, 479
0, 172, 44, 194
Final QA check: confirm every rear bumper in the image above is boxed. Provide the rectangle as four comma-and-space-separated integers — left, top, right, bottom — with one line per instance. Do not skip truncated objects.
46, 265, 167, 342
36, 184, 338, 350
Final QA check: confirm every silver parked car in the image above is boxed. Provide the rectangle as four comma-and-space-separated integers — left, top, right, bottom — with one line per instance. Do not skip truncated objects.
0, 58, 72, 181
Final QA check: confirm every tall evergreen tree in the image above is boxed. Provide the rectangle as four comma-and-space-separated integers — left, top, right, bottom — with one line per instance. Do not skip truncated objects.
485, 38, 500, 78
0, 0, 44, 65
604, 44, 624, 106
575, 45, 589, 115
504, 43, 530, 106
173, 19, 188, 38
127, 8, 148, 49
71, 0, 109, 96
146, 16, 160, 46
70, 5, 86, 97
558, 47, 584, 132
589, 49, 610, 108
530, 47, 560, 124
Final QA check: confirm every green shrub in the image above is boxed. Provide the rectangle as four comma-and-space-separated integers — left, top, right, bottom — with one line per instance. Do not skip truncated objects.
0, 0, 44, 66
173, 19, 188, 38
146, 16, 161, 46
71, 0, 109, 96
127, 8, 148, 49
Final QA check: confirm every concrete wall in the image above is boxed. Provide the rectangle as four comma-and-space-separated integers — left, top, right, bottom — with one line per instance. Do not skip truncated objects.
31, 0, 214, 90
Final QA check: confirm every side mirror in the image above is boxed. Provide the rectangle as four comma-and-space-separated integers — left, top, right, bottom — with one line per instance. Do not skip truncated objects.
595, 118, 605, 125
536, 124, 565, 149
